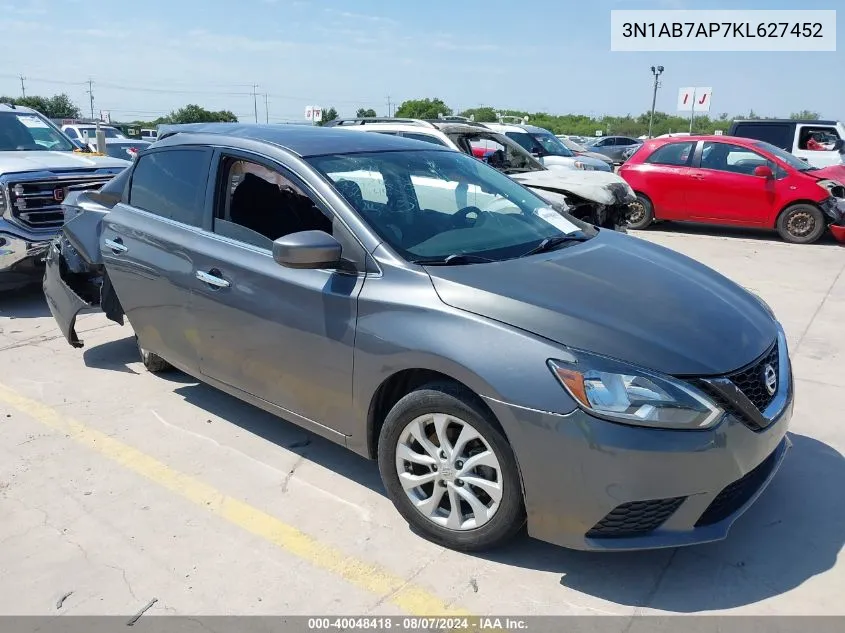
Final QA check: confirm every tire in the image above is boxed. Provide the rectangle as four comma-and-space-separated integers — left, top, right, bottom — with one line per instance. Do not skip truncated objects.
627, 194, 654, 230
135, 335, 173, 373
377, 382, 526, 551
776, 204, 826, 244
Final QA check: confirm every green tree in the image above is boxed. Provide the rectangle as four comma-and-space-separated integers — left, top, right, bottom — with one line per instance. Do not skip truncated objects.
0, 93, 82, 119
356, 108, 377, 118
790, 110, 821, 120
395, 98, 452, 119
459, 106, 498, 122
165, 104, 238, 124
319, 107, 338, 125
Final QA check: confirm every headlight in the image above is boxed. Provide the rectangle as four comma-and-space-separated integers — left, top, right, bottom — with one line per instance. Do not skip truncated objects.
574, 161, 586, 170
548, 351, 724, 430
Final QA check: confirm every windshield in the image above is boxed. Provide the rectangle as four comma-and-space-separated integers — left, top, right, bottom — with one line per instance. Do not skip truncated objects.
77, 127, 124, 139
449, 132, 543, 173
754, 140, 817, 171
559, 137, 587, 152
0, 112, 75, 151
307, 149, 592, 264
532, 132, 575, 157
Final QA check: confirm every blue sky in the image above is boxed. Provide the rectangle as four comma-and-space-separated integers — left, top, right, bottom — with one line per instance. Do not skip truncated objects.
1, 0, 842, 122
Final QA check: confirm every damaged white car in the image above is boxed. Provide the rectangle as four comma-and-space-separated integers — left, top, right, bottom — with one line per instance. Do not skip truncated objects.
324, 117, 637, 231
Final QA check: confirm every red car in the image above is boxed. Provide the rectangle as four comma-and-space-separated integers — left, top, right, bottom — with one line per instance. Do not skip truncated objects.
619, 135, 845, 244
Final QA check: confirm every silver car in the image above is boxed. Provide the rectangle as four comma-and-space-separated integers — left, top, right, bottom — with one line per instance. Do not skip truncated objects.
44, 124, 793, 552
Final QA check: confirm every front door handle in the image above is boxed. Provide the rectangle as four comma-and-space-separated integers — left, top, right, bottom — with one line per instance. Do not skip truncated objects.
104, 237, 128, 254
690, 173, 707, 180
196, 269, 230, 289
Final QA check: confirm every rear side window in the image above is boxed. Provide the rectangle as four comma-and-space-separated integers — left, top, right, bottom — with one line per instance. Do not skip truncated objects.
732, 123, 793, 151
402, 132, 448, 147
129, 149, 210, 226
644, 141, 695, 166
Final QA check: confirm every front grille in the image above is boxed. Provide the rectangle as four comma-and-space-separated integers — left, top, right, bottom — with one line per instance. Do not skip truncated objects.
586, 496, 685, 539
727, 342, 779, 412
6, 176, 113, 230
695, 450, 778, 527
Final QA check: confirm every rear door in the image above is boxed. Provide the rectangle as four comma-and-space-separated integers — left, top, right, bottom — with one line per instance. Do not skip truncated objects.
188, 149, 366, 436
102, 147, 213, 373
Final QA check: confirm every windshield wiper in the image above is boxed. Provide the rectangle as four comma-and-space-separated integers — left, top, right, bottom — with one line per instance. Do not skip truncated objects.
520, 232, 590, 257
412, 253, 496, 266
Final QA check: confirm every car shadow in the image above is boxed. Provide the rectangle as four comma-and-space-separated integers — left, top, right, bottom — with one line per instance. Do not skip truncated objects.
78, 336, 843, 612
638, 221, 842, 245
0, 285, 50, 319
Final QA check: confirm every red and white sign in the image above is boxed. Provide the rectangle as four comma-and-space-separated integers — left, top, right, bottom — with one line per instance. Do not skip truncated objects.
304, 105, 323, 122
677, 87, 713, 113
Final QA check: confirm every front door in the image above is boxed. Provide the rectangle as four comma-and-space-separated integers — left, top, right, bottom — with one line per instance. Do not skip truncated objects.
684, 141, 776, 225
189, 151, 365, 435
102, 146, 213, 373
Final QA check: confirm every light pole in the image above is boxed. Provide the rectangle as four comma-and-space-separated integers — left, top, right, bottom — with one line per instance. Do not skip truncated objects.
648, 65, 664, 139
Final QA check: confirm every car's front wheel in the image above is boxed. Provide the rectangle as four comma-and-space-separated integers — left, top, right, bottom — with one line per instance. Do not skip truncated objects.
627, 194, 654, 230
377, 383, 525, 551
777, 204, 826, 244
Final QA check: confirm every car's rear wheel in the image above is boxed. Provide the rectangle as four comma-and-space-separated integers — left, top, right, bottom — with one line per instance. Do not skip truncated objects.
135, 335, 172, 373
377, 383, 525, 551
777, 204, 826, 244
627, 194, 654, 230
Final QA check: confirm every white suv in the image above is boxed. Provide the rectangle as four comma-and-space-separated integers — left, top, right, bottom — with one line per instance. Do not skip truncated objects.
482, 122, 611, 171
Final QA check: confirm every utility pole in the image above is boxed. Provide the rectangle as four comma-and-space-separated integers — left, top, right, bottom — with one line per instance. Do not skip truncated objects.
86, 79, 95, 120
252, 84, 259, 123
19, 75, 26, 98
648, 65, 664, 139
264, 93, 269, 124
386, 95, 392, 117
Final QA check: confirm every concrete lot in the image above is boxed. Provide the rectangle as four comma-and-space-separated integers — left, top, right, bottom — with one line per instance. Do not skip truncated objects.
0, 224, 843, 618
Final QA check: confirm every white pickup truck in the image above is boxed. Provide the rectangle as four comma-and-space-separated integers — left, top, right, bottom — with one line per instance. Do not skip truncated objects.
0, 104, 130, 290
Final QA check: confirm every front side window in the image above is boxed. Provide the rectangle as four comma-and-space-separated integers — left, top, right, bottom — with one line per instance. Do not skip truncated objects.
308, 149, 593, 264
0, 112, 75, 151
450, 133, 542, 173
129, 149, 210, 226
215, 158, 332, 249
645, 141, 695, 166
699, 142, 776, 176
530, 132, 575, 157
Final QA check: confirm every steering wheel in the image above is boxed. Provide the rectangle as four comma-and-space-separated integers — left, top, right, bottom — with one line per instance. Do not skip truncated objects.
452, 206, 488, 228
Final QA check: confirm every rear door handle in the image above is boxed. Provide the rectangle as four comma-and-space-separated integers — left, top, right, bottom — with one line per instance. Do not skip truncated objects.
196, 269, 230, 289
104, 237, 128, 254
690, 173, 707, 180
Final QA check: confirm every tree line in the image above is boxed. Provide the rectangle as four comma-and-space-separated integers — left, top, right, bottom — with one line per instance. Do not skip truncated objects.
2, 93, 824, 138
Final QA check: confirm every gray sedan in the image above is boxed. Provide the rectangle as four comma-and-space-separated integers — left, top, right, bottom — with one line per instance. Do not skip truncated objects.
43, 124, 793, 552
585, 135, 643, 164
556, 136, 615, 168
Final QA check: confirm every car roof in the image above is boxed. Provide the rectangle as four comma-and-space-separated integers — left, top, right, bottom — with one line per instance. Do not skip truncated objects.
646, 135, 771, 146
156, 122, 450, 157
732, 119, 839, 125
0, 103, 38, 114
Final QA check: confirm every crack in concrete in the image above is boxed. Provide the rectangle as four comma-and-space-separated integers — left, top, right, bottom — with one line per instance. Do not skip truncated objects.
795, 260, 845, 354
369, 548, 445, 613
624, 548, 678, 628
105, 563, 139, 601
280, 453, 308, 494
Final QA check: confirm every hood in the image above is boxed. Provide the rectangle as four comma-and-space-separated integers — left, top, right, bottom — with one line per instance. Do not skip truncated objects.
0, 150, 129, 174
510, 169, 636, 206
812, 164, 845, 183
426, 229, 776, 376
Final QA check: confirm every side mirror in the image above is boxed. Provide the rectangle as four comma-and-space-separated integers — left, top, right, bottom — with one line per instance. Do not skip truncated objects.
754, 165, 774, 179
272, 230, 342, 269
71, 139, 90, 152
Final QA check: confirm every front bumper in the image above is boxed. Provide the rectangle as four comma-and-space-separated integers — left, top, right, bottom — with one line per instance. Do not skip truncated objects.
483, 356, 794, 552
43, 239, 93, 348
821, 197, 845, 243
0, 223, 53, 290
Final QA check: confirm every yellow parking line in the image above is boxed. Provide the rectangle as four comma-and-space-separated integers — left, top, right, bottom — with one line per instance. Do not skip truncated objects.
0, 382, 470, 617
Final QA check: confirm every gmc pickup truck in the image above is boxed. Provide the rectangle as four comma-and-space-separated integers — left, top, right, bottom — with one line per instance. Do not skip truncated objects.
0, 104, 129, 290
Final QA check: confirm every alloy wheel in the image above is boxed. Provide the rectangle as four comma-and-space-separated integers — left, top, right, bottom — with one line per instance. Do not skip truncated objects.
394, 413, 503, 531
627, 201, 646, 225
